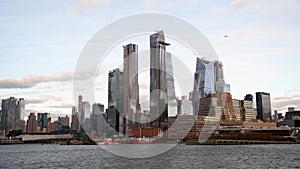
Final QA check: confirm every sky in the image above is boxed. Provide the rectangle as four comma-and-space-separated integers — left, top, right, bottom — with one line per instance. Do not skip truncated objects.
0, 0, 300, 121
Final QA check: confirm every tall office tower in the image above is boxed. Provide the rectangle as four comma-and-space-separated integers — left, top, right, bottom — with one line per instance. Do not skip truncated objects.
165, 52, 177, 118
82, 102, 90, 121
123, 44, 140, 131
194, 58, 215, 98
37, 113, 50, 132
77, 95, 83, 128
78, 95, 83, 113
192, 58, 215, 115
256, 92, 271, 121
1, 97, 25, 131
192, 58, 231, 115
27, 113, 37, 133
107, 69, 123, 135
71, 106, 80, 131
91, 103, 106, 138
165, 52, 176, 101
106, 106, 119, 137
150, 31, 173, 130
17, 98, 25, 121
214, 61, 230, 93
82, 101, 91, 132
108, 69, 124, 112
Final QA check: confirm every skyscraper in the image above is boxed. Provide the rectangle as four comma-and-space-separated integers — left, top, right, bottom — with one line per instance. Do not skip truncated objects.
193, 58, 215, 98
123, 44, 140, 131
192, 58, 231, 115
37, 113, 50, 132
256, 92, 271, 121
78, 95, 82, 113
1, 97, 25, 131
150, 31, 173, 129
91, 103, 106, 138
82, 101, 90, 132
71, 106, 80, 131
107, 68, 123, 135
192, 58, 214, 115
27, 113, 37, 133
214, 61, 230, 93
108, 68, 123, 112
17, 98, 25, 121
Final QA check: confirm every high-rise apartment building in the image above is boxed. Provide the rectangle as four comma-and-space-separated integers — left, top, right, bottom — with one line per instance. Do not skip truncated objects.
123, 44, 140, 133
256, 92, 271, 121
27, 113, 37, 133
1, 97, 25, 131
58, 115, 70, 129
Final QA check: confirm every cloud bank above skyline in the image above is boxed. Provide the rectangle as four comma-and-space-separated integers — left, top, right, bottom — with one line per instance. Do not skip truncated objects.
0, 0, 299, 120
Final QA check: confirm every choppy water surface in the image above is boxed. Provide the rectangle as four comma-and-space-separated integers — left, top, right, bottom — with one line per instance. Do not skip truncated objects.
0, 144, 299, 169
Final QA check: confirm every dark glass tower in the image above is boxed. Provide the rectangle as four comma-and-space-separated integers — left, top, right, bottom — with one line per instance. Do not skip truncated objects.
149, 31, 172, 129
256, 92, 271, 121
107, 68, 123, 135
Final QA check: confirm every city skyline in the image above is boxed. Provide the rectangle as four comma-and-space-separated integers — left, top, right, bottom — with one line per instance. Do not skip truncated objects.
1, 1, 300, 120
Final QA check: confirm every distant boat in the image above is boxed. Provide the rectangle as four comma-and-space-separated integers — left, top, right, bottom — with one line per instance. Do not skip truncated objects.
132, 138, 155, 144
97, 138, 120, 145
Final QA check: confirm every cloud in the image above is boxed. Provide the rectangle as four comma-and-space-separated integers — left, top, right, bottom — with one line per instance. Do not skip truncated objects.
0, 71, 95, 89
48, 103, 73, 109
229, 0, 300, 16
69, 0, 114, 14
272, 92, 300, 112
25, 95, 63, 105
75, 0, 113, 9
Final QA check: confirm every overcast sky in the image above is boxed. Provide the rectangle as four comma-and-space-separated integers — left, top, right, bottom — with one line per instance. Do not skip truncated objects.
1, 0, 300, 120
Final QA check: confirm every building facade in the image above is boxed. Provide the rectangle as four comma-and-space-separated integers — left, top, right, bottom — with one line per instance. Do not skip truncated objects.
256, 92, 271, 121
27, 113, 37, 133
149, 31, 173, 130
1, 97, 25, 131
123, 44, 140, 134
71, 106, 80, 131
37, 113, 50, 132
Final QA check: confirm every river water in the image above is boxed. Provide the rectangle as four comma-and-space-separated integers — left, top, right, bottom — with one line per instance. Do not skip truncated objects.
0, 144, 299, 169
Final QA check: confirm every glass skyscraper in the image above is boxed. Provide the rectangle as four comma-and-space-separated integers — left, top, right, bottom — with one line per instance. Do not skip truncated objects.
108, 68, 124, 112
123, 44, 140, 132
149, 31, 175, 129
192, 58, 230, 115
194, 58, 215, 98
107, 68, 123, 135
256, 92, 271, 121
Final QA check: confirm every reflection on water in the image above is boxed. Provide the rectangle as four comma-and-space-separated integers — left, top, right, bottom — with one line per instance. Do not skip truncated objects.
0, 144, 299, 169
